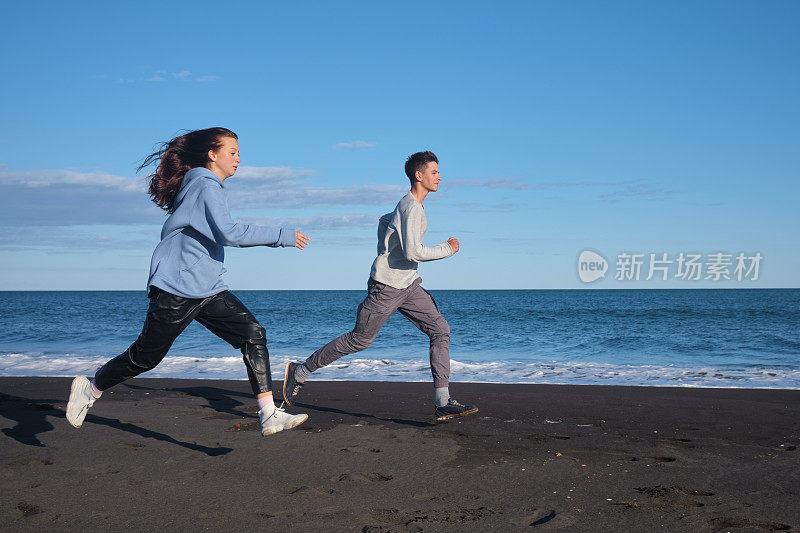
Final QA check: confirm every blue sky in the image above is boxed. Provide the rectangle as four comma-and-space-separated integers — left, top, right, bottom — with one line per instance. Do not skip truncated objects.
1, 1, 797, 290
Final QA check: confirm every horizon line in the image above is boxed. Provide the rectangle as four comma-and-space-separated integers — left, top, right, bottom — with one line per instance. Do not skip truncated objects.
0, 287, 796, 292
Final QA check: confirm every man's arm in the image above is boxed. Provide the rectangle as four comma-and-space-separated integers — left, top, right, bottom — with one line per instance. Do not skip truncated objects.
399, 204, 455, 262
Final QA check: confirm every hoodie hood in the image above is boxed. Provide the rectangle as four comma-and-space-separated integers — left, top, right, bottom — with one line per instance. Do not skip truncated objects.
174, 167, 223, 207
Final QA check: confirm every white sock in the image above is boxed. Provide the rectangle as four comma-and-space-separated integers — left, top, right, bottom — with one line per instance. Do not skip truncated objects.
257, 395, 275, 413
435, 387, 450, 407
294, 363, 312, 382
90, 379, 103, 399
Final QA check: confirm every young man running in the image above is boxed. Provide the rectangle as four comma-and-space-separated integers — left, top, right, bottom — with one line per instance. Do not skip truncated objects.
283, 151, 478, 422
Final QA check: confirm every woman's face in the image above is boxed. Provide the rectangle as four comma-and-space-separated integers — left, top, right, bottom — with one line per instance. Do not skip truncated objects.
207, 136, 240, 180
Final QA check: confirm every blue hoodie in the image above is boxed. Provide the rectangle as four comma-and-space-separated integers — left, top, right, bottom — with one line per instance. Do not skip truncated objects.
147, 167, 295, 298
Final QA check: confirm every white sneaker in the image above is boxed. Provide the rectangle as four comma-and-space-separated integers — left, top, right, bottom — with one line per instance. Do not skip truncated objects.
66, 376, 97, 428
259, 405, 308, 436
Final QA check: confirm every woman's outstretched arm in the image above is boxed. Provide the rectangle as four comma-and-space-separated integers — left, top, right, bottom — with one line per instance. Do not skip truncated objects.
197, 182, 297, 248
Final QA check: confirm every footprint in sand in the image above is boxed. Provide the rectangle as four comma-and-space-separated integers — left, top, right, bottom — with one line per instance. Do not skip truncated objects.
625, 485, 715, 511
15, 502, 41, 518
661, 437, 695, 448
336, 472, 393, 483
7, 458, 53, 467
119, 441, 145, 448
410, 493, 481, 504
525, 434, 571, 442
636, 485, 714, 497
269, 485, 317, 496
339, 445, 382, 453
369, 506, 495, 525
708, 517, 791, 531
620, 456, 677, 463
511, 508, 576, 529
533, 510, 560, 527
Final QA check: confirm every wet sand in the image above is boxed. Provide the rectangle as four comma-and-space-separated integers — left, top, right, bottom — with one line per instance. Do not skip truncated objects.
1, 376, 798, 531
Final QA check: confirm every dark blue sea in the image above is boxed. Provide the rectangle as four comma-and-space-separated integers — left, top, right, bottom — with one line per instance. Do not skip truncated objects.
1, 289, 798, 388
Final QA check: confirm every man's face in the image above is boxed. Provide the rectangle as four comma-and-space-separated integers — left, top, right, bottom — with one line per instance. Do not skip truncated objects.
416, 161, 441, 192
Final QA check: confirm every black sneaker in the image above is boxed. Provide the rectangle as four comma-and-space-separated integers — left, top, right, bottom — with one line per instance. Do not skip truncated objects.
282, 361, 305, 406
435, 398, 479, 422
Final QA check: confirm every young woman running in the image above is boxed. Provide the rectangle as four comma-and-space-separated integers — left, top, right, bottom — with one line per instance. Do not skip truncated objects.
66, 127, 310, 436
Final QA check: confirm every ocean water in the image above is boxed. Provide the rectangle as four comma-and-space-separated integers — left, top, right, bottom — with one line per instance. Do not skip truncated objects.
0, 289, 798, 389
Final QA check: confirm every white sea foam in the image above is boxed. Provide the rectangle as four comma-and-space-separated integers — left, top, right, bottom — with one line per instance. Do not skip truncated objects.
2, 352, 799, 389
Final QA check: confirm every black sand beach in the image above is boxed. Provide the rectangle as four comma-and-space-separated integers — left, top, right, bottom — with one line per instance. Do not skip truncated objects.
1, 377, 798, 531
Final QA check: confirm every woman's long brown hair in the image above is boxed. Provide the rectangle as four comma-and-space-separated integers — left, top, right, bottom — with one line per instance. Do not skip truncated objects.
140, 127, 238, 213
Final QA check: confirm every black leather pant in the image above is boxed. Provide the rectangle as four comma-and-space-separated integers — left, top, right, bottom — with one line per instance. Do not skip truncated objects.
94, 287, 273, 396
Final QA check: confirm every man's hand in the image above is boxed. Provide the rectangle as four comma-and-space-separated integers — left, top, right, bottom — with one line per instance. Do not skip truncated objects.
296, 231, 310, 249
447, 237, 460, 254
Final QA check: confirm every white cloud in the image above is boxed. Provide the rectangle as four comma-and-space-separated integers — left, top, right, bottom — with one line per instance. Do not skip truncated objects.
0, 169, 145, 192
224, 166, 404, 208
238, 213, 378, 231
145, 70, 218, 83
333, 140, 378, 150
529, 178, 645, 190
525, 177, 675, 202
227, 182, 406, 209
0, 225, 157, 252
440, 175, 677, 204
147, 69, 167, 82
234, 165, 315, 182
600, 182, 676, 203
0, 166, 407, 227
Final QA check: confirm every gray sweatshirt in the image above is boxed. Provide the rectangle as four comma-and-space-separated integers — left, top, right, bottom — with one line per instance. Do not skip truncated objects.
370, 192, 454, 289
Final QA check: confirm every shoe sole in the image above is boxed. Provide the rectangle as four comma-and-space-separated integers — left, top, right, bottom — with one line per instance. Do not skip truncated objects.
66, 376, 88, 428
436, 407, 479, 423
261, 413, 308, 436
282, 361, 294, 406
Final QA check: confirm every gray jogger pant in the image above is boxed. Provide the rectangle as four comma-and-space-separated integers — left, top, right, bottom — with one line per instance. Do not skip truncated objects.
303, 278, 451, 388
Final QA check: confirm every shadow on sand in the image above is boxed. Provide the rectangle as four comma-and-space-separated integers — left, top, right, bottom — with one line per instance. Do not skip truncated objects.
0, 391, 232, 456
294, 402, 435, 428
123, 382, 434, 429
122, 382, 253, 418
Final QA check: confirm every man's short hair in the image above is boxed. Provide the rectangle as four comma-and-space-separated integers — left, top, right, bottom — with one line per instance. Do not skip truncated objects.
404, 151, 439, 184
